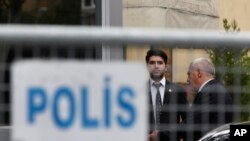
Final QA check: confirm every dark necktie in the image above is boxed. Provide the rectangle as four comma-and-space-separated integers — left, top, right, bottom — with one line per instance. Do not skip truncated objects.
154, 82, 162, 129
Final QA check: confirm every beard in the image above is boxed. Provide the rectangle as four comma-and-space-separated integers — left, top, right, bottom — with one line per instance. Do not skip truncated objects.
150, 73, 164, 81
188, 84, 199, 93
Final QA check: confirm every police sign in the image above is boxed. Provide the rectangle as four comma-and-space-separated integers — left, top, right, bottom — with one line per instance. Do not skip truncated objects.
12, 60, 147, 141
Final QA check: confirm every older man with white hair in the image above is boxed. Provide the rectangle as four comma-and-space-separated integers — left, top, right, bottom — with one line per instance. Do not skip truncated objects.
186, 57, 233, 141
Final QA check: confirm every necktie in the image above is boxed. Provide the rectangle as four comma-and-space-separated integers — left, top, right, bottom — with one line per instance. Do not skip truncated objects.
154, 82, 162, 129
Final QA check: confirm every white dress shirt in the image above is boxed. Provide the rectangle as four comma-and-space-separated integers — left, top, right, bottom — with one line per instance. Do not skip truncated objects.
150, 77, 166, 122
198, 78, 214, 93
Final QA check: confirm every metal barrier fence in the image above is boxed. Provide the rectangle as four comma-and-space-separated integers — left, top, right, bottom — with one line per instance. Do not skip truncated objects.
0, 25, 250, 141
1, 25, 250, 47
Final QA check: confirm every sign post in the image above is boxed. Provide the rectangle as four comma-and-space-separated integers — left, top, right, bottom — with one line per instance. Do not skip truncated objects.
12, 60, 147, 141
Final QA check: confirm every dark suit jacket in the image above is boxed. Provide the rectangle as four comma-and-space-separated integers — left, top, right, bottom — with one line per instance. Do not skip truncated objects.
149, 80, 188, 141
185, 79, 233, 141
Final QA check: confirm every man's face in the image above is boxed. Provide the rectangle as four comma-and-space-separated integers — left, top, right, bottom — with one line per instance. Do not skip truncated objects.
147, 56, 166, 81
187, 65, 199, 91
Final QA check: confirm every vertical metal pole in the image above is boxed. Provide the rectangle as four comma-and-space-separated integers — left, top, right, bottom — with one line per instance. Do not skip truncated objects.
101, 0, 123, 61
94, 0, 103, 59
101, 0, 110, 61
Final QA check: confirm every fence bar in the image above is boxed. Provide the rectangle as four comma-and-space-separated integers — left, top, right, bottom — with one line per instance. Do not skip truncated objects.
0, 25, 250, 47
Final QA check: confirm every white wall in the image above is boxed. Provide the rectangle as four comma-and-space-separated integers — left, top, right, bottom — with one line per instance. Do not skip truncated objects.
123, 0, 219, 82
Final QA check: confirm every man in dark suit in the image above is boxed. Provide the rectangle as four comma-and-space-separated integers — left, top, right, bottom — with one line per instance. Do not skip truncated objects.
186, 57, 233, 141
146, 48, 188, 141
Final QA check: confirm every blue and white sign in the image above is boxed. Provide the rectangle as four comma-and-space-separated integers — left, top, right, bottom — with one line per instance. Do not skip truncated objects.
11, 60, 147, 141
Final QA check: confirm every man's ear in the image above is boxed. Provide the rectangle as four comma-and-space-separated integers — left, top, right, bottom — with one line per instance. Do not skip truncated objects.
197, 69, 202, 78
164, 65, 168, 72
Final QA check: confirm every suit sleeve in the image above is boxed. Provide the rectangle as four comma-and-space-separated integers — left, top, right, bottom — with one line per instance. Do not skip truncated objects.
157, 85, 188, 141
177, 86, 188, 122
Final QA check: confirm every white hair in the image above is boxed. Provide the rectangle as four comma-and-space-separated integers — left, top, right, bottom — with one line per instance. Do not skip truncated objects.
191, 58, 215, 76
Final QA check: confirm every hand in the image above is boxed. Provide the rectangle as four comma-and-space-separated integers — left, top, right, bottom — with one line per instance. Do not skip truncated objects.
148, 131, 158, 141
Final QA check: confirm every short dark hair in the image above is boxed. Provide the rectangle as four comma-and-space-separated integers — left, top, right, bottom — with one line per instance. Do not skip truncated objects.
145, 48, 168, 64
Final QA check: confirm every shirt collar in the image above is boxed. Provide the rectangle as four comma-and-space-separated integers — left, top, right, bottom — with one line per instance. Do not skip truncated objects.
150, 77, 166, 87
198, 78, 214, 92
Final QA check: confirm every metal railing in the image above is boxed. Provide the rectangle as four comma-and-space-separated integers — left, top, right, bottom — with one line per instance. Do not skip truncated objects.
0, 25, 250, 47
0, 25, 250, 141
